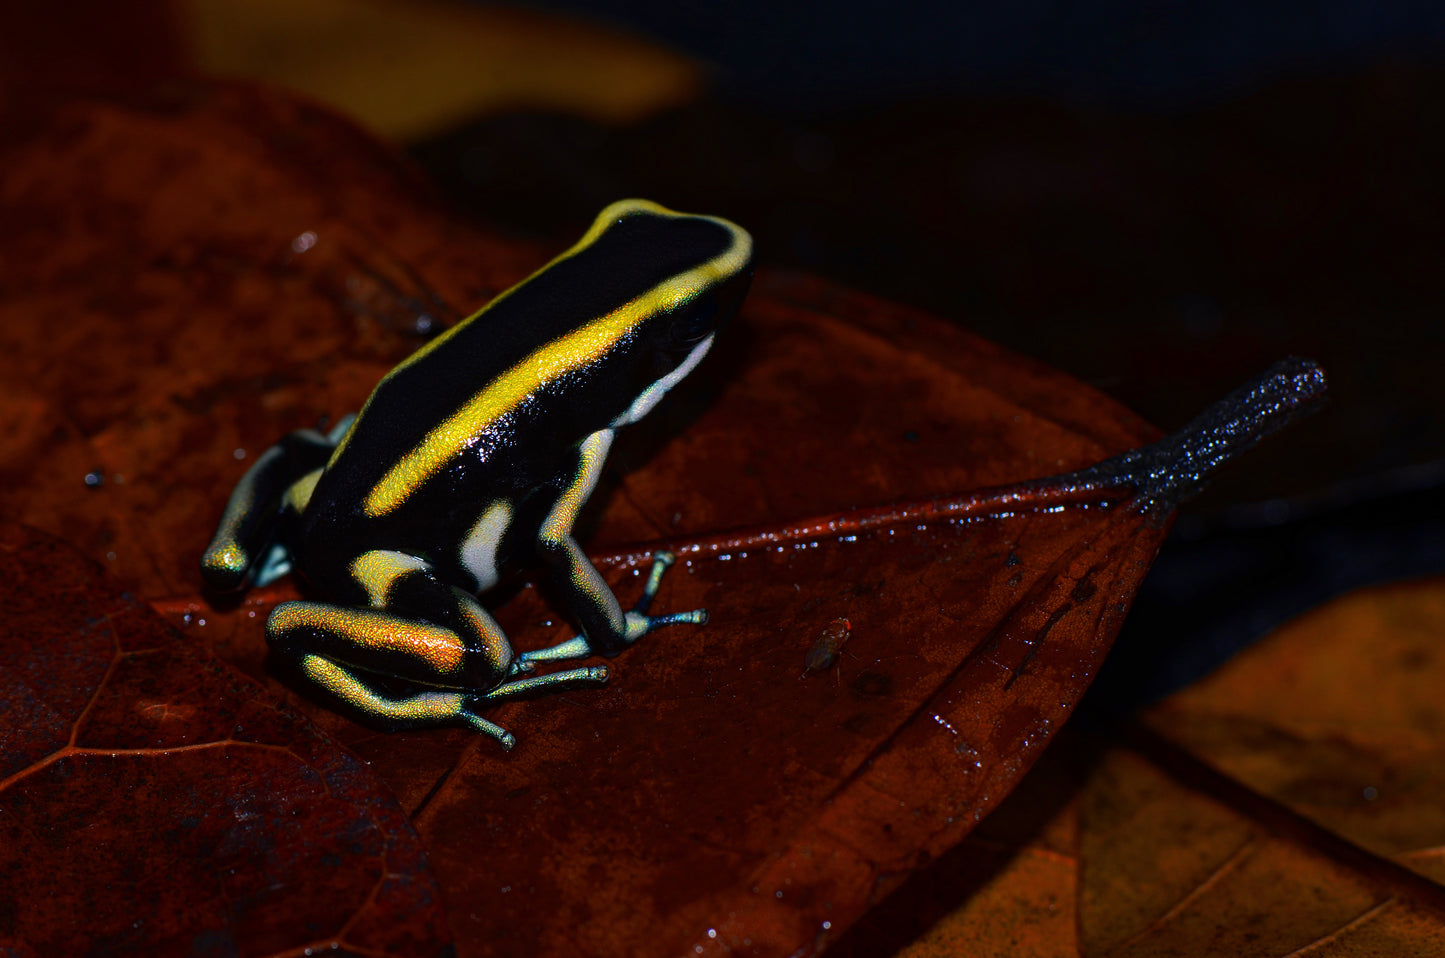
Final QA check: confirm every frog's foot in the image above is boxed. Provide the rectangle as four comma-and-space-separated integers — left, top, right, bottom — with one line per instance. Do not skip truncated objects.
458, 665, 609, 748
250, 540, 295, 588
519, 551, 706, 666
627, 551, 708, 625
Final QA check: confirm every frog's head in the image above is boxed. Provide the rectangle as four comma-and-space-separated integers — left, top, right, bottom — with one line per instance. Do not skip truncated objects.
592, 201, 753, 427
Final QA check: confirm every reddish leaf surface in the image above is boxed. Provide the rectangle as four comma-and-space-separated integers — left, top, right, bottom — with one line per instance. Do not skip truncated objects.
0, 81, 1317, 955
0, 523, 450, 956
0, 82, 549, 600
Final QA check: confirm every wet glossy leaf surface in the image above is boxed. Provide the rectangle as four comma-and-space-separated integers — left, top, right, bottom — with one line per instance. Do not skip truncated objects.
0, 80, 1336, 956
154, 468, 1171, 958
0, 524, 450, 956
421, 494, 1165, 956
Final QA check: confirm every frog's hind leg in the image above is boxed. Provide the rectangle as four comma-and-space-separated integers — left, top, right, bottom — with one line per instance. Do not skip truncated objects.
520, 550, 705, 665
297, 652, 517, 745
524, 429, 706, 666
269, 554, 610, 743
201, 427, 338, 591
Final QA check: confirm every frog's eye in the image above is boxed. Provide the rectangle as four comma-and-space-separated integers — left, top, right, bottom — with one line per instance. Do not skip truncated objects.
666, 298, 718, 349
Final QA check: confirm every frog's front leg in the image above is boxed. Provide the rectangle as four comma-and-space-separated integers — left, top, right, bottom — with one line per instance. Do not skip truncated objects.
201, 427, 337, 591
521, 429, 706, 667
268, 553, 607, 747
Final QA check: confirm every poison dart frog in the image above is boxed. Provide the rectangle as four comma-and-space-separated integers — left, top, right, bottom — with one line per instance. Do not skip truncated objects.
202, 199, 753, 749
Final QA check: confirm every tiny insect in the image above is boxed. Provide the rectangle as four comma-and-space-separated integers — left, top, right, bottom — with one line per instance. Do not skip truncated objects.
804, 617, 852, 674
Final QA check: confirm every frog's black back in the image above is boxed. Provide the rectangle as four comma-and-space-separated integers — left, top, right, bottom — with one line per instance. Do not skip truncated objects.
296, 202, 751, 578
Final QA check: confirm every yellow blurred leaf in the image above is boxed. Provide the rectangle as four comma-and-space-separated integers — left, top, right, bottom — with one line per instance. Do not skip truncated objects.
1146, 578, 1445, 886
1077, 746, 1445, 957
856, 579, 1445, 956
181, 0, 702, 139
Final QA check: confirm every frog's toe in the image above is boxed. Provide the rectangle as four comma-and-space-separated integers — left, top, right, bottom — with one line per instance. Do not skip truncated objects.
622, 605, 708, 641
200, 546, 250, 592
651, 607, 708, 629
629, 550, 678, 616
458, 707, 517, 749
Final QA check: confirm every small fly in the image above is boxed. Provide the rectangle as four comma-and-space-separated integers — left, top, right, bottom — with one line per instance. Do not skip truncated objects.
804, 618, 852, 675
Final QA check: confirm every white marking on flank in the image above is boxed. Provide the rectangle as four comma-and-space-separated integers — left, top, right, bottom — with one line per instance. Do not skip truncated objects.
460, 500, 513, 591
611, 334, 714, 427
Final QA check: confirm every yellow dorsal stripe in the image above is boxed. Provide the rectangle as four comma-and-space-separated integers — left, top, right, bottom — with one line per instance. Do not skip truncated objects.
326, 200, 685, 474
364, 216, 750, 518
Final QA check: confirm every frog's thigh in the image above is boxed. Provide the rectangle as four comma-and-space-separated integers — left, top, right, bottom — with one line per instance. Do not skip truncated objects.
536, 429, 630, 650
268, 600, 479, 688
349, 550, 515, 682
297, 653, 515, 743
